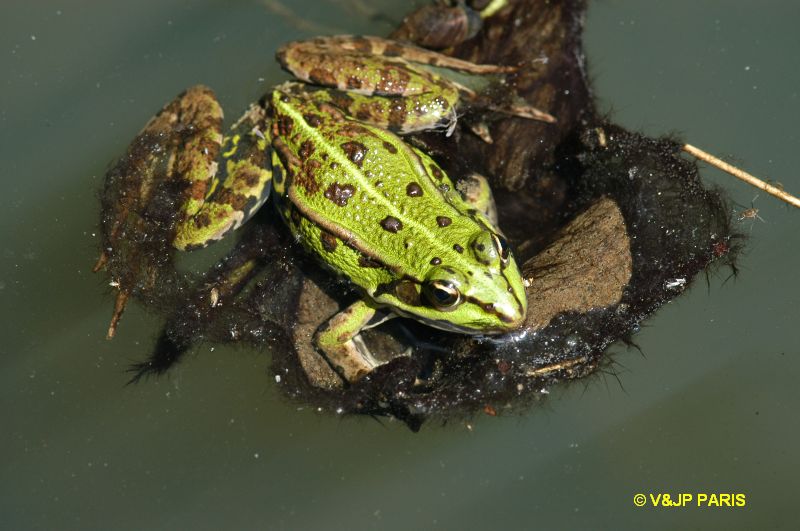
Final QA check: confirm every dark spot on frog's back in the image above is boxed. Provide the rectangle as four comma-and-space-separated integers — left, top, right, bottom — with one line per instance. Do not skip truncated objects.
303, 113, 323, 128
339, 124, 370, 138
380, 216, 403, 233
320, 232, 338, 252
436, 216, 452, 227
406, 182, 423, 197
324, 182, 356, 207
430, 257, 442, 265
305, 159, 321, 175
294, 159, 321, 194
299, 140, 315, 160
276, 115, 294, 136
341, 141, 368, 167
431, 165, 444, 180
382, 141, 398, 154
453, 243, 464, 253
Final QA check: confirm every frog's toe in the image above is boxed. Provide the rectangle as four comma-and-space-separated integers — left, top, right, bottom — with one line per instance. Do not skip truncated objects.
315, 331, 379, 383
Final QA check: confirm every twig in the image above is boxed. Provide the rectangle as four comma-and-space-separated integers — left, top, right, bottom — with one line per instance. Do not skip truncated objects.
480, 0, 509, 19
683, 143, 800, 209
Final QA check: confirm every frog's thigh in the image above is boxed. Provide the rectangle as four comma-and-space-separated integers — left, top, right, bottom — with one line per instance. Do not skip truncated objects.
457, 173, 498, 226
173, 109, 273, 250
314, 298, 384, 382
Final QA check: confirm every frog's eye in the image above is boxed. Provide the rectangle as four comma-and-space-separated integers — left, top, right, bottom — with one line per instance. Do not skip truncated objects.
423, 280, 461, 310
491, 233, 511, 265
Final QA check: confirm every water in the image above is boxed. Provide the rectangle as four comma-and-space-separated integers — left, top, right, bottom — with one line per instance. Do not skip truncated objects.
2, 1, 798, 529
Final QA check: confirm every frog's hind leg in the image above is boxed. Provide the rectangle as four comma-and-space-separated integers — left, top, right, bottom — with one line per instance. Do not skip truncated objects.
277, 35, 517, 82
315, 298, 388, 383
96, 86, 222, 266
97, 86, 225, 337
277, 36, 555, 131
173, 104, 274, 250
97, 88, 274, 338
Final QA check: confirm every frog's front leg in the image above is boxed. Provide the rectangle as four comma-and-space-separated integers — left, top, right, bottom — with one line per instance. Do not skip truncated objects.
314, 298, 392, 382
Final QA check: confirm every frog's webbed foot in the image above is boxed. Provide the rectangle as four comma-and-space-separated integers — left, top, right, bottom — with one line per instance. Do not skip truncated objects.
314, 299, 404, 383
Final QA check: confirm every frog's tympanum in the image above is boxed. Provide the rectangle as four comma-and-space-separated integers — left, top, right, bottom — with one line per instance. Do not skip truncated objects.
99, 35, 550, 383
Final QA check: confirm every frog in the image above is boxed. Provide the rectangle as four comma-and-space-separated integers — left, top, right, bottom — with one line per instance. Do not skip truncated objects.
98, 35, 545, 383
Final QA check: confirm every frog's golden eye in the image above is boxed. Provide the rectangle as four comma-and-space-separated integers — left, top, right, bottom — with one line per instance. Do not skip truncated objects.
423, 280, 461, 310
491, 233, 510, 265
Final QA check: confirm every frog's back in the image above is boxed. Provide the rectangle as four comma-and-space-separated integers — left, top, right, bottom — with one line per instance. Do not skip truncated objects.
270, 91, 489, 291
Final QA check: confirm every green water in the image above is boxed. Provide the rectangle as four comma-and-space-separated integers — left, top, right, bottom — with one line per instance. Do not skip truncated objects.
2, 1, 798, 529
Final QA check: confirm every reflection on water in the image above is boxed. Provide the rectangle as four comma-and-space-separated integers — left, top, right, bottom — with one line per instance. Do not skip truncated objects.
1, 1, 798, 529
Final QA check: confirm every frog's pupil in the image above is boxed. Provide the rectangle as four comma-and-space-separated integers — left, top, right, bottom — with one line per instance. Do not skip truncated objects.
434, 287, 450, 302
424, 280, 460, 308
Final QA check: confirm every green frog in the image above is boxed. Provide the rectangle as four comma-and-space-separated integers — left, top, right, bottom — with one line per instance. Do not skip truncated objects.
102, 35, 540, 382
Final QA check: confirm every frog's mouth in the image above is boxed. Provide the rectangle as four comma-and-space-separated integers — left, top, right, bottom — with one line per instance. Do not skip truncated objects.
390, 306, 522, 336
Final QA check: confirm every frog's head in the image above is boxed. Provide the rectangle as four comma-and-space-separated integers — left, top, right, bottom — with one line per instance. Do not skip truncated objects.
389, 230, 528, 335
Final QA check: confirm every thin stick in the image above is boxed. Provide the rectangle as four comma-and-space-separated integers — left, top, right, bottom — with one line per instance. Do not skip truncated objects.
106, 290, 129, 340
480, 0, 509, 19
683, 143, 800, 209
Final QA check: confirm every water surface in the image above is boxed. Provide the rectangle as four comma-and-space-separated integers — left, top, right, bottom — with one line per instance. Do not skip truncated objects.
1, 1, 798, 529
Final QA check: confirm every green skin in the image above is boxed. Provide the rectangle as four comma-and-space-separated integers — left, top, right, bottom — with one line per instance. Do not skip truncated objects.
133, 35, 528, 382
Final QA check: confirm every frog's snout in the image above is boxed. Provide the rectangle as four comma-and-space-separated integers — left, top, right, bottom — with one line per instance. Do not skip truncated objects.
501, 303, 527, 331
487, 291, 527, 333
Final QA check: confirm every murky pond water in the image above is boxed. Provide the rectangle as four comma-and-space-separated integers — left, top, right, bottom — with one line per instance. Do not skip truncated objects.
2, 1, 798, 529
